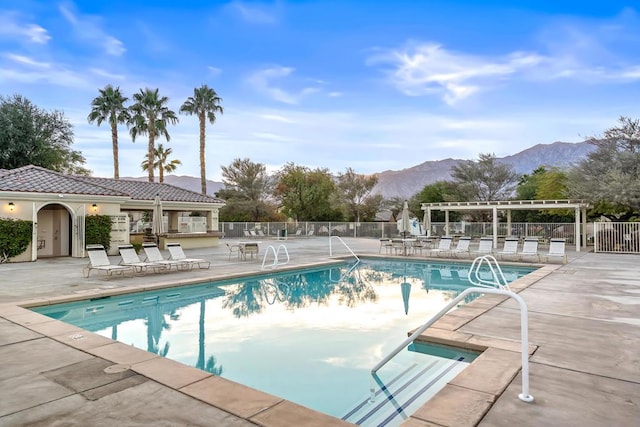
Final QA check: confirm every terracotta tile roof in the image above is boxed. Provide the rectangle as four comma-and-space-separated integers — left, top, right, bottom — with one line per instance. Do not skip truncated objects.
0, 165, 225, 203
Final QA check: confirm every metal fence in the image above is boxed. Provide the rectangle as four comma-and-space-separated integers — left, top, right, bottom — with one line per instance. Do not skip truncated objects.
594, 222, 640, 253
219, 221, 582, 243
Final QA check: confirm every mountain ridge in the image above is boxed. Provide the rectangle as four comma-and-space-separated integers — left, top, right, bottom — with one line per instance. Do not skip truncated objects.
123, 141, 595, 200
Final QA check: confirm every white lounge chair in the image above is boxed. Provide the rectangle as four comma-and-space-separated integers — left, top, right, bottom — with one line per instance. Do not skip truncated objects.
166, 242, 210, 269
471, 237, 493, 256
119, 244, 166, 274
518, 238, 540, 262
496, 237, 519, 260
142, 243, 190, 271
426, 237, 453, 257
449, 236, 472, 258
544, 238, 567, 263
84, 244, 133, 278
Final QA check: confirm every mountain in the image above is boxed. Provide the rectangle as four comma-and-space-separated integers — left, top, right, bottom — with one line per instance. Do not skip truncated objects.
123, 141, 596, 201
372, 141, 596, 199
121, 175, 225, 196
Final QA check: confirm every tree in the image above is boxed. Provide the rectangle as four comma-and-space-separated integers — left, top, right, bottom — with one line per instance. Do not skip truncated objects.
0, 94, 88, 174
568, 116, 640, 218
180, 85, 223, 194
128, 88, 179, 182
274, 163, 340, 221
141, 143, 181, 183
335, 168, 381, 222
218, 158, 277, 221
450, 152, 519, 201
410, 181, 461, 222
87, 85, 130, 179
515, 167, 572, 221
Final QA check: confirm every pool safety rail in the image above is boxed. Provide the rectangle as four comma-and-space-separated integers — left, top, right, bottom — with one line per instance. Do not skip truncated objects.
372, 256, 534, 403
468, 254, 509, 290
261, 244, 290, 270
329, 236, 360, 262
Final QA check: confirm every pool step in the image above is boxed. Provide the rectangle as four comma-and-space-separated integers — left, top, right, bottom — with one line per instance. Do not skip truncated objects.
342, 357, 468, 427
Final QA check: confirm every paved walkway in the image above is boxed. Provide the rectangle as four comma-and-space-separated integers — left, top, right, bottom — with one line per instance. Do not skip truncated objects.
1, 237, 639, 426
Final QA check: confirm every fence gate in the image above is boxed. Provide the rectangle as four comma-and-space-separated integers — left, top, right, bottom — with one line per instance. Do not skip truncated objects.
594, 222, 640, 254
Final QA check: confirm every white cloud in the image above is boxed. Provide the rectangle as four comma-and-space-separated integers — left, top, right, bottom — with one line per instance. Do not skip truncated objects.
369, 42, 545, 105
0, 11, 50, 44
58, 1, 126, 56
5, 53, 50, 68
246, 66, 321, 104
207, 66, 222, 76
229, 0, 279, 24
328, 91, 343, 97
90, 68, 125, 81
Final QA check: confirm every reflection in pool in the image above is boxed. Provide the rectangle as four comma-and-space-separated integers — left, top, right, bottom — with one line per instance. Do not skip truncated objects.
34, 258, 535, 425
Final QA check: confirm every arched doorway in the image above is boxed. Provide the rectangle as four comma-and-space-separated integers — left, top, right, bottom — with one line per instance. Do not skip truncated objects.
37, 204, 72, 258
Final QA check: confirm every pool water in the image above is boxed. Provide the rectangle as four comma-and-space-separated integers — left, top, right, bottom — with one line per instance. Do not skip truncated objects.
33, 258, 535, 426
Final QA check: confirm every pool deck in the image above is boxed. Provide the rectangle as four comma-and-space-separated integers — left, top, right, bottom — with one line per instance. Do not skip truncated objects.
1, 237, 639, 426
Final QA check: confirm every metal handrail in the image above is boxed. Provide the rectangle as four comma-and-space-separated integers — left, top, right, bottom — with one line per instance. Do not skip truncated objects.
371, 286, 534, 403
468, 255, 509, 290
329, 236, 360, 261
261, 244, 290, 270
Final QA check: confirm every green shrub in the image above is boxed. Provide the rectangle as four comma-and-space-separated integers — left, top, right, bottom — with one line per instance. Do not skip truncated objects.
131, 241, 143, 254
85, 215, 113, 251
0, 218, 33, 261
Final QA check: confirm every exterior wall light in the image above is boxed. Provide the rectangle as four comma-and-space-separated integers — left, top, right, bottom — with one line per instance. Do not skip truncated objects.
8, 202, 15, 212
92, 203, 98, 212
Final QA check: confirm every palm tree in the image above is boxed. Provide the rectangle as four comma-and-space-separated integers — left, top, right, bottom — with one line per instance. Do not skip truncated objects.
87, 85, 130, 179
180, 85, 223, 194
129, 88, 179, 182
141, 143, 182, 183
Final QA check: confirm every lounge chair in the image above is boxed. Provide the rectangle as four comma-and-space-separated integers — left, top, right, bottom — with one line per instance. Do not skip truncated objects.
425, 236, 453, 257
118, 244, 166, 274
518, 237, 540, 262
226, 242, 241, 260
471, 237, 493, 256
449, 236, 472, 258
166, 242, 211, 269
84, 244, 133, 278
544, 238, 567, 264
142, 242, 190, 271
496, 237, 519, 260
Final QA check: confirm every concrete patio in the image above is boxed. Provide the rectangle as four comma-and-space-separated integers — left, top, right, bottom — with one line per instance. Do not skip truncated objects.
0, 237, 639, 426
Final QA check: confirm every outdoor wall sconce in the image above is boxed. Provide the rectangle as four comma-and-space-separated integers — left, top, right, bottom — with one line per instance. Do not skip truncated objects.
8, 202, 15, 212
92, 203, 98, 212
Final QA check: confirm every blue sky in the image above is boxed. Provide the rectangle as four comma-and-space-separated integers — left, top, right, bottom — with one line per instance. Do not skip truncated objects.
1, 1, 639, 181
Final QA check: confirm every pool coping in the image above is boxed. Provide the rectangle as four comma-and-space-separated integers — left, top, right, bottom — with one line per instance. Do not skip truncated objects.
0, 258, 558, 427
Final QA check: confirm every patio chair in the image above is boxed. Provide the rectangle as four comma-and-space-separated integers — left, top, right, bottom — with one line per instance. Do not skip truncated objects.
142, 242, 191, 271
84, 244, 133, 278
425, 236, 453, 257
543, 238, 567, 264
470, 237, 493, 256
226, 242, 242, 260
518, 237, 540, 262
166, 242, 211, 269
379, 238, 393, 254
118, 244, 166, 274
449, 236, 472, 258
240, 242, 259, 260
390, 239, 406, 255
496, 237, 519, 260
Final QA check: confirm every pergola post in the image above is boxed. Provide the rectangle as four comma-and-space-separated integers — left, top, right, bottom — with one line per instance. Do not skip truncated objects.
493, 206, 498, 249
575, 206, 581, 252
444, 210, 450, 236
506, 210, 512, 237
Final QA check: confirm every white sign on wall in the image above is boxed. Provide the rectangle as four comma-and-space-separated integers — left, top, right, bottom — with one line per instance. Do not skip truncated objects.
109, 215, 130, 255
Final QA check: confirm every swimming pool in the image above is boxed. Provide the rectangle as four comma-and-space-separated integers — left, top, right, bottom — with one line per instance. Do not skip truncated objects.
33, 258, 535, 426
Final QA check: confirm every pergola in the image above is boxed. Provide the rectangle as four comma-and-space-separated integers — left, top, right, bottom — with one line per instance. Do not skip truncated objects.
420, 199, 591, 252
